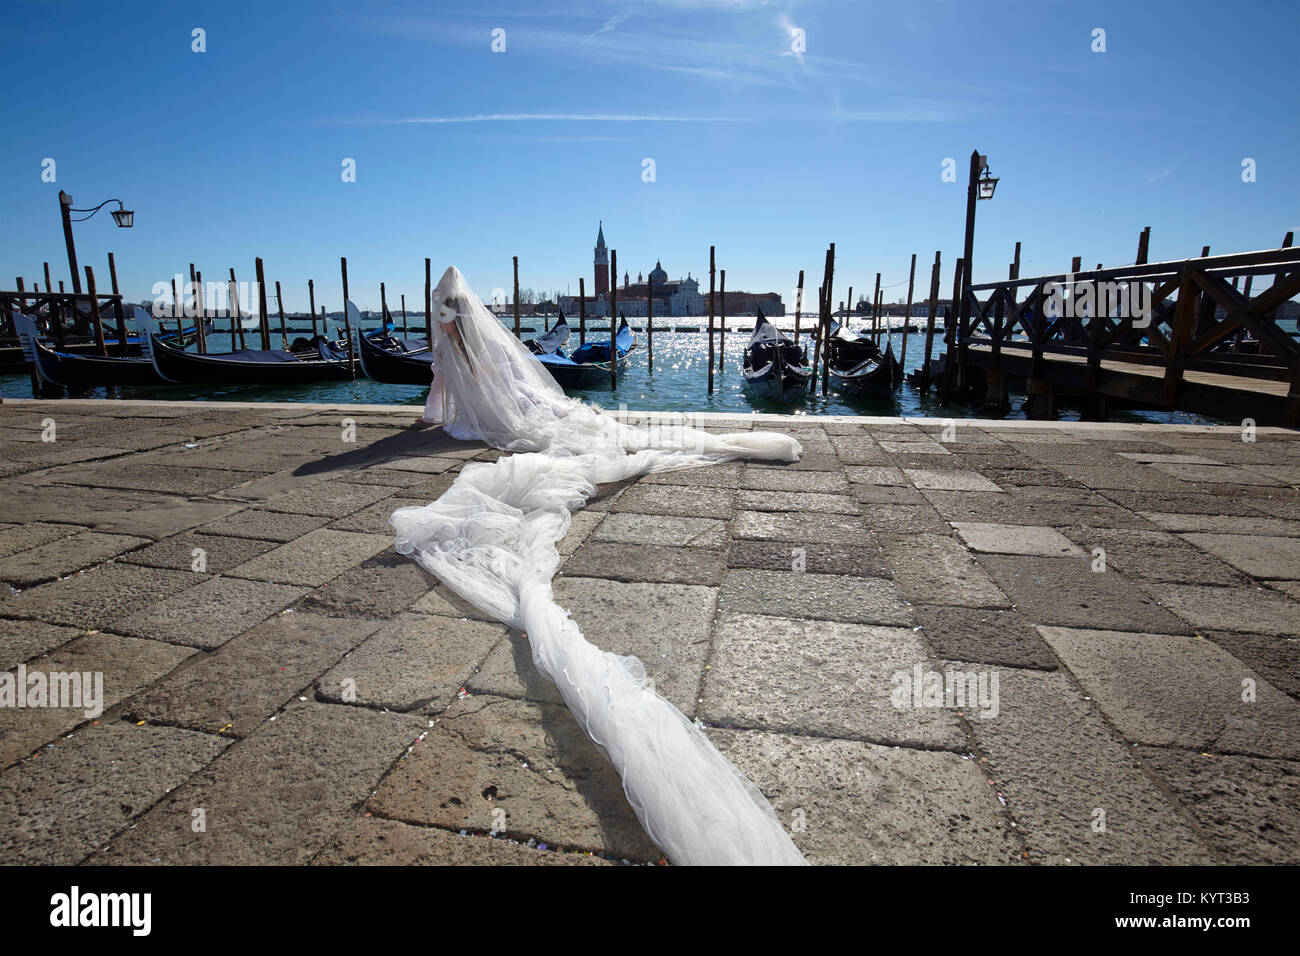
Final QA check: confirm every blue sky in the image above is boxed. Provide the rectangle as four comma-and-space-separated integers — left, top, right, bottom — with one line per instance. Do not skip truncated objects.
2, 0, 1296, 312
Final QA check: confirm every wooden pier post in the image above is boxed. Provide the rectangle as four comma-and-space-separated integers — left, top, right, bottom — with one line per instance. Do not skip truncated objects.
401, 294, 408, 337
42, 262, 64, 348
900, 253, 916, 368
845, 286, 853, 325
1071, 256, 1081, 274
107, 253, 127, 356
424, 258, 433, 348
1136, 227, 1150, 265
578, 277, 586, 345
194, 269, 208, 353
275, 281, 288, 348
809, 284, 823, 385
871, 272, 881, 340
794, 269, 805, 344
84, 266, 107, 357
921, 251, 941, 389
940, 258, 964, 403
609, 249, 618, 389
646, 270, 654, 371
308, 280, 318, 337
380, 282, 389, 329
229, 268, 246, 350
189, 263, 208, 353
512, 256, 521, 338
719, 269, 726, 371
821, 244, 835, 396
340, 256, 355, 378
171, 274, 184, 339
707, 247, 715, 395
255, 258, 271, 350
1010, 241, 1021, 280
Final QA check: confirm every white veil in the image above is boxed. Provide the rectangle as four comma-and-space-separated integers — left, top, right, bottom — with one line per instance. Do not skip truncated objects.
391, 267, 807, 865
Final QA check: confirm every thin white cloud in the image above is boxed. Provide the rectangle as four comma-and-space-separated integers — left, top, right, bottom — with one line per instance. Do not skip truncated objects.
333, 112, 737, 125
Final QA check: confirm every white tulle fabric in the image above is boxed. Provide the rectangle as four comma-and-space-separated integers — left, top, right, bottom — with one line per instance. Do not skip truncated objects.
392, 267, 807, 866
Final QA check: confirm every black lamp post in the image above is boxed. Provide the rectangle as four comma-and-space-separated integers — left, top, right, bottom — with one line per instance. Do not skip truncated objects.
59, 191, 134, 294
960, 150, 998, 306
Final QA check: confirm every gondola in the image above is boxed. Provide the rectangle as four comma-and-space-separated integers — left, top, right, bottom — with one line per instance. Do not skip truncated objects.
742, 308, 812, 398
824, 321, 903, 397
525, 311, 570, 355
143, 315, 351, 385
13, 314, 165, 390
536, 315, 634, 388
351, 303, 435, 386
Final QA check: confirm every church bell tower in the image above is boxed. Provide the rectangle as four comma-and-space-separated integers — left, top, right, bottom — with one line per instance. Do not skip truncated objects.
593, 221, 609, 297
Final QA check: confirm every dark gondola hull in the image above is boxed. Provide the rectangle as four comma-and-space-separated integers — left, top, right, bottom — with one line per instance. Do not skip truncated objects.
14, 315, 164, 389
742, 311, 813, 399
355, 325, 434, 386
147, 334, 350, 385
830, 343, 903, 397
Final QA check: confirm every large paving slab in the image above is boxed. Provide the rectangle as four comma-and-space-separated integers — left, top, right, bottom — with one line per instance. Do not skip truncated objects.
0, 721, 231, 864
368, 694, 663, 861
312, 815, 612, 865
700, 613, 965, 749
94, 701, 423, 865
1036, 626, 1300, 759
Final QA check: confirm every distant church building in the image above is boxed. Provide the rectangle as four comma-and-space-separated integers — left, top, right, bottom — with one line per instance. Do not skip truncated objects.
559, 224, 784, 318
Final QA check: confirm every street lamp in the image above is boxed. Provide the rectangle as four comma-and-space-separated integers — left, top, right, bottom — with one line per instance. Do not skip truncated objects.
960, 150, 999, 304
58, 190, 134, 294
977, 165, 999, 201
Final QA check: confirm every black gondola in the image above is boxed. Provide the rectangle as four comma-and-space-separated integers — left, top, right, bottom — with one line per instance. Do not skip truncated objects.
14, 314, 164, 390
143, 315, 351, 385
825, 321, 903, 397
525, 311, 570, 355
353, 303, 435, 386
742, 308, 812, 398
536, 315, 634, 388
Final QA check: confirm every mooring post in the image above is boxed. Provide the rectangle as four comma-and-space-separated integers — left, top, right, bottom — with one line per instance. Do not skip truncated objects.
609, 249, 618, 389
107, 252, 127, 356
794, 269, 805, 344
821, 244, 835, 396
229, 267, 245, 349
940, 258, 964, 403
340, 256, 355, 378
380, 282, 389, 329
43, 262, 65, 348
512, 256, 521, 338
1136, 227, 1150, 265
900, 253, 917, 369
719, 269, 727, 371
275, 281, 288, 348
424, 258, 433, 348
578, 277, 586, 345
308, 279, 317, 337
921, 251, 942, 389
707, 246, 715, 395
1010, 241, 1021, 280
871, 272, 881, 340
646, 270, 654, 371
845, 286, 853, 325
254, 258, 271, 350
171, 274, 185, 339
195, 269, 209, 353
84, 266, 107, 357
401, 294, 408, 337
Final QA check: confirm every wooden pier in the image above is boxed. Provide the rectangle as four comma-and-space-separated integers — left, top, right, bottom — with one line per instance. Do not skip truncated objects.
948, 243, 1300, 425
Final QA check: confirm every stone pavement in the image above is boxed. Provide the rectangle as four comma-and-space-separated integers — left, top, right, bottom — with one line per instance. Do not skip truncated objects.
0, 398, 1297, 865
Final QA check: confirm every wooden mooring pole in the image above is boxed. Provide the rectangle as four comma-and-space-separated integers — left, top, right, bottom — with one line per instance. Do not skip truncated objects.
194, 269, 208, 353
308, 280, 317, 337
255, 258, 270, 350
512, 256, 521, 338
275, 281, 288, 348
900, 253, 916, 369
719, 269, 726, 371
646, 271, 654, 371
609, 249, 618, 389
107, 252, 127, 356
794, 269, 804, 344
340, 256, 355, 378
230, 268, 246, 349
707, 247, 715, 395
424, 259, 433, 347
921, 251, 941, 388
84, 266, 106, 356
940, 257, 964, 403
578, 277, 586, 345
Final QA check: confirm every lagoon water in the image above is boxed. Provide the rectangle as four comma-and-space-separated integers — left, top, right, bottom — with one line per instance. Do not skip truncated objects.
1, 315, 1223, 424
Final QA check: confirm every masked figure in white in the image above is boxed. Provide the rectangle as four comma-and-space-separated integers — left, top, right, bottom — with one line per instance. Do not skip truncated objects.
392, 267, 806, 865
